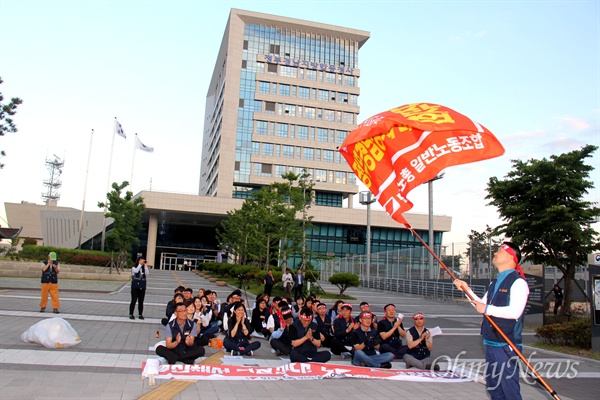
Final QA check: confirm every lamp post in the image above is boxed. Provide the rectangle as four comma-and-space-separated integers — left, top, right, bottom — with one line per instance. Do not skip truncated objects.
427, 173, 445, 279
359, 191, 376, 274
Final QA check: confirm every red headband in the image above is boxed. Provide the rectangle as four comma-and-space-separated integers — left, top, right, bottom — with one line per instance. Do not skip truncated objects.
501, 244, 525, 279
299, 314, 313, 320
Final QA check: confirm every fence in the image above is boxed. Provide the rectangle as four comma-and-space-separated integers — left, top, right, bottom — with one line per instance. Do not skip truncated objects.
317, 248, 486, 299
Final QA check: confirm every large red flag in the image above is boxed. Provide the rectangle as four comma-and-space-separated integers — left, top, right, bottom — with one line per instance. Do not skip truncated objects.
339, 103, 505, 227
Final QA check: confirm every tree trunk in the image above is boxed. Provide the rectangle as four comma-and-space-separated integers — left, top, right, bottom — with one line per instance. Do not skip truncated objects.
560, 261, 576, 318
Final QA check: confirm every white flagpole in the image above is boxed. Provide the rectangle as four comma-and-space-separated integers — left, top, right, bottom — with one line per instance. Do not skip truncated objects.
101, 118, 118, 251
130, 133, 138, 191
78, 129, 94, 249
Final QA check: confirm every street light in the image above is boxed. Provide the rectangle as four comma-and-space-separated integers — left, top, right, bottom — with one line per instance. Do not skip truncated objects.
427, 173, 445, 279
359, 191, 376, 272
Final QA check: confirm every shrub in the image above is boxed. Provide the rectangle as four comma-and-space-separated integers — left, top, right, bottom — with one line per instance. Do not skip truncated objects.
328, 272, 360, 295
19, 245, 112, 266
535, 317, 591, 349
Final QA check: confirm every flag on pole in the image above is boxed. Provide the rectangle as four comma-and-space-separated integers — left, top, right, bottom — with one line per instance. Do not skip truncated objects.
135, 136, 154, 153
338, 103, 505, 227
115, 119, 126, 139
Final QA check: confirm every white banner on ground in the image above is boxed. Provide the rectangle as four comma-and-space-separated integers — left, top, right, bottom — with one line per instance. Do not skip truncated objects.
142, 362, 472, 383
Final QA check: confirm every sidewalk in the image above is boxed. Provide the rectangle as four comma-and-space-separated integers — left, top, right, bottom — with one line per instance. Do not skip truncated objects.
0, 268, 597, 399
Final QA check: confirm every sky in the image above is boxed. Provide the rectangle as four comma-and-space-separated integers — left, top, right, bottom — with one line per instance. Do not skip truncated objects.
1, 0, 599, 251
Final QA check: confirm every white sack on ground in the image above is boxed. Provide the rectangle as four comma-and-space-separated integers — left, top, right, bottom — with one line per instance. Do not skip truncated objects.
21, 317, 81, 349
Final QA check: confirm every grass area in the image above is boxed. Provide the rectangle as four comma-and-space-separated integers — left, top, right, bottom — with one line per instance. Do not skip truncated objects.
528, 342, 600, 361
215, 276, 355, 301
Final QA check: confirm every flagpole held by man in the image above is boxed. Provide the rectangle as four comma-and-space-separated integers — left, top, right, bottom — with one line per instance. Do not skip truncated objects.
338, 102, 560, 400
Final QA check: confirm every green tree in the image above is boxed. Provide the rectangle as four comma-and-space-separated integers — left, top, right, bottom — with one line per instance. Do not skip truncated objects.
486, 145, 600, 316
329, 272, 360, 295
0, 77, 23, 169
97, 182, 145, 261
465, 225, 503, 278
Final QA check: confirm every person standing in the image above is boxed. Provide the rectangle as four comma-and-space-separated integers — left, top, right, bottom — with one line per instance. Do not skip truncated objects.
294, 268, 304, 298
40, 251, 60, 314
282, 268, 293, 297
454, 242, 529, 400
129, 257, 149, 320
552, 284, 563, 315
263, 269, 275, 297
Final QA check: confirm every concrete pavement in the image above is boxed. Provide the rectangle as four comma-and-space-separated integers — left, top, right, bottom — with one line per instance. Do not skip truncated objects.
1, 267, 598, 399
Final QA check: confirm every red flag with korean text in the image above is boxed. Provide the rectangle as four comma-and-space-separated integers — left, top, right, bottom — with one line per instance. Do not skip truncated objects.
339, 103, 505, 227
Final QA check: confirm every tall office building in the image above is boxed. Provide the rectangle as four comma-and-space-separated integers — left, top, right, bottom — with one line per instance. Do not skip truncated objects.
200, 9, 368, 206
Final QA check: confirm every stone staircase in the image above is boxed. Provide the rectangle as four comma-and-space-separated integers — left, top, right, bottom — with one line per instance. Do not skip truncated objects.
0, 260, 130, 281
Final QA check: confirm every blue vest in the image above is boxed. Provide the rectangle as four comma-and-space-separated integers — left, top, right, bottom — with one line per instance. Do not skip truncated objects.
168, 318, 195, 354
333, 316, 354, 344
291, 319, 318, 353
481, 271, 525, 346
351, 327, 379, 356
407, 326, 430, 359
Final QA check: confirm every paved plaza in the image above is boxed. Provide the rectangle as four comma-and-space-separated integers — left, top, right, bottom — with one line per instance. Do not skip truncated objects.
1, 268, 598, 399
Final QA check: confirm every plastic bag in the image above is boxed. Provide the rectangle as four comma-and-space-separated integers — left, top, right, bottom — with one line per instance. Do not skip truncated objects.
21, 317, 81, 349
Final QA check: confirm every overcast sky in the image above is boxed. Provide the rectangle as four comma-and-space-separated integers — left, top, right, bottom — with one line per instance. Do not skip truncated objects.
1, 0, 598, 249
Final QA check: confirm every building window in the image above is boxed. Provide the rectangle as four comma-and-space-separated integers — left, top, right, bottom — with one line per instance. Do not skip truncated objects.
323, 150, 334, 163
279, 84, 290, 96
283, 145, 294, 158
306, 70, 317, 80
262, 143, 274, 156
335, 131, 348, 144
303, 147, 314, 160
317, 128, 328, 142
267, 63, 278, 74
284, 104, 295, 116
343, 112, 354, 124
315, 169, 327, 182
275, 165, 287, 177
256, 121, 268, 134
277, 123, 288, 137
304, 107, 316, 119
325, 72, 336, 84
324, 109, 334, 122
265, 101, 276, 114
280, 66, 297, 77
318, 89, 329, 102
252, 142, 260, 154
259, 81, 270, 93
299, 87, 310, 99
315, 192, 343, 207
297, 125, 309, 140
344, 75, 355, 87
335, 171, 347, 184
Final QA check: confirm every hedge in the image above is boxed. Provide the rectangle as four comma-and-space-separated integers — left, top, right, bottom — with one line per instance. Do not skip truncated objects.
535, 318, 591, 349
19, 245, 114, 267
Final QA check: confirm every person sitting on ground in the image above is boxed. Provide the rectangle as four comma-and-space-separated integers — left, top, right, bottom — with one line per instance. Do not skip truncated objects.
265, 297, 283, 336
332, 303, 358, 358
289, 307, 331, 363
377, 303, 408, 360
251, 297, 271, 338
403, 312, 437, 370
359, 302, 378, 328
194, 296, 219, 339
270, 306, 294, 356
224, 302, 261, 356
314, 301, 346, 355
251, 297, 271, 339
292, 295, 305, 318
163, 293, 185, 325
328, 300, 344, 320
156, 303, 206, 364
182, 287, 194, 302
350, 311, 393, 369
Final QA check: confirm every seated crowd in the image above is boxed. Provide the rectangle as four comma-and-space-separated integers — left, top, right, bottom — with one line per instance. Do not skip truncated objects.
155, 286, 437, 370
